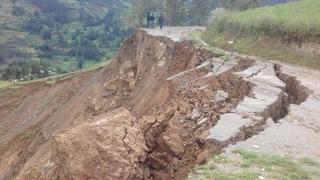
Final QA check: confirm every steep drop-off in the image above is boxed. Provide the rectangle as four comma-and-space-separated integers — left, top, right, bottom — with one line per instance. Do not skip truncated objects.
0, 28, 312, 180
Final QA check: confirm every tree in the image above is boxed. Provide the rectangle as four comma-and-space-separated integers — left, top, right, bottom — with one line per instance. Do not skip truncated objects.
189, 0, 217, 25
2, 59, 50, 80
125, 0, 163, 27
12, 6, 25, 16
220, 0, 260, 10
164, 0, 188, 25
41, 26, 52, 39
126, 0, 216, 26
77, 58, 84, 69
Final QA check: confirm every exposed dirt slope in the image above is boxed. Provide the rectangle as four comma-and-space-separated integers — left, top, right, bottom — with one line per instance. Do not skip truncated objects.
0, 27, 318, 180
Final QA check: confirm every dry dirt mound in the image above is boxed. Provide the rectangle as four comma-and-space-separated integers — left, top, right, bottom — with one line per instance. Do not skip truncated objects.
0, 28, 317, 180
21, 108, 147, 180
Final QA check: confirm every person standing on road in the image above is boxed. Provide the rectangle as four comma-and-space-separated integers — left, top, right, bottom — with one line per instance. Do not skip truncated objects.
147, 12, 151, 28
158, 14, 164, 29
150, 14, 155, 29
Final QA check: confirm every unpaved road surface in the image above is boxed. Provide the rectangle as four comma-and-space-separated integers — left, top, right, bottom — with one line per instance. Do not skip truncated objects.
0, 27, 319, 180
146, 27, 320, 162
227, 64, 320, 160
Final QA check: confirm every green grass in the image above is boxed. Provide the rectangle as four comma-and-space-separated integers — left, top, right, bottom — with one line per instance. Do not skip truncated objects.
15, 60, 108, 87
213, 0, 320, 41
189, 149, 320, 180
203, 0, 320, 69
0, 81, 13, 89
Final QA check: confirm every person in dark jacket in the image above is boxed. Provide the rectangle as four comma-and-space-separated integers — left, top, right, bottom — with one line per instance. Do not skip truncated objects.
158, 14, 164, 29
150, 14, 155, 28
147, 12, 151, 28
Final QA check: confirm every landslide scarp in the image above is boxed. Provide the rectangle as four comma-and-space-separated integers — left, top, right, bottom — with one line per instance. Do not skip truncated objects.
0, 29, 312, 180
0, 29, 219, 180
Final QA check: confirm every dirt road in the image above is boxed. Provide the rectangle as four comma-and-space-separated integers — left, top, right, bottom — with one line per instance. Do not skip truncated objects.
146, 27, 320, 161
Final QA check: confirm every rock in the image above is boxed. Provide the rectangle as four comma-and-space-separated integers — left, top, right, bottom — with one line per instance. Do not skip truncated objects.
196, 150, 210, 164
214, 90, 229, 102
27, 108, 147, 180
198, 131, 209, 144
179, 119, 185, 123
104, 78, 130, 95
219, 107, 230, 114
162, 133, 184, 156
253, 144, 261, 149
197, 117, 208, 125
191, 108, 201, 120
148, 154, 168, 170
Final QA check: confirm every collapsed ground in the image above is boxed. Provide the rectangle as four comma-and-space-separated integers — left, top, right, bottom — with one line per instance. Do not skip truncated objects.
0, 27, 319, 180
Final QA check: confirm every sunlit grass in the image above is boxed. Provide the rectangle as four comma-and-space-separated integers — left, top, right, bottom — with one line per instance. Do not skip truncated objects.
0, 81, 13, 89
215, 0, 320, 40
189, 149, 320, 180
203, 0, 320, 69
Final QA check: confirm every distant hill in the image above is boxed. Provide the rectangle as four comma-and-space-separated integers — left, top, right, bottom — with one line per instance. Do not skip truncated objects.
0, 0, 133, 81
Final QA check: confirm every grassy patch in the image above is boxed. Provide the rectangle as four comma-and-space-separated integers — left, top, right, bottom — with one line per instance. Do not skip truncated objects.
204, 0, 320, 69
189, 149, 320, 180
0, 81, 13, 89
203, 28, 320, 69
22, 130, 37, 140
299, 157, 320, 167
189, 31, 207, 46
212, 0, 320, 41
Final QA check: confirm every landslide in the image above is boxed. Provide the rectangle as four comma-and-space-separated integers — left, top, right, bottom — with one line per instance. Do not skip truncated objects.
1, 30, 255, 180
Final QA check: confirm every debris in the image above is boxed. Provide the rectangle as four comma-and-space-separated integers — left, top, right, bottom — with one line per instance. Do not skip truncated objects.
253, 144, 261, 149
191, 108, 201, 120
197, 117, 208, 125
196, 150, 210, 164
214, 90, 229, 102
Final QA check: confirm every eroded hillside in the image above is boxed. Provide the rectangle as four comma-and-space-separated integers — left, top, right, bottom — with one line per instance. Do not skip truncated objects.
0, 27, 319, 180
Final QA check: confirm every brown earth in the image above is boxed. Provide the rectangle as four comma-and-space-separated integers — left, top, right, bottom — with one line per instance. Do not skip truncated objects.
0, 27, 318, 180
0, 29, 223, 180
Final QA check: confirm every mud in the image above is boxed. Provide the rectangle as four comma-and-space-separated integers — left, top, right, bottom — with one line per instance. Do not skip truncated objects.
0, 28, 316, 180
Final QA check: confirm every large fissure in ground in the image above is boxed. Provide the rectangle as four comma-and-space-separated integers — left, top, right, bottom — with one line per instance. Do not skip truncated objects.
140, 59, 254, 179
140, 63, 312, 180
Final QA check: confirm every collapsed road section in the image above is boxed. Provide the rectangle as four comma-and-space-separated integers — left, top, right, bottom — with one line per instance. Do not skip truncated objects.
0, 27, 313, 180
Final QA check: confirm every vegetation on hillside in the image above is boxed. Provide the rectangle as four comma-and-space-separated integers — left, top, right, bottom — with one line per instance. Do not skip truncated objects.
203, 0, 320, 68
209, 0, 320, 41
0, 0, 312, 81
126, 0, 213, 27
126, 0, 265, 27
0, 0, 133, 81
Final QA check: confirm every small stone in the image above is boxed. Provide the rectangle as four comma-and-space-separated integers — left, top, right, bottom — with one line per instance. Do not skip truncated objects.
191, 108, 201, 120
258, 176, 264, 180
204, 89, 214, 97
197, 117, 208, 125
196, 150, 210, 164
253, 144, 260, 149
214, 90, 229, 102
163, 136, 170, 141
198, 131, 209, 143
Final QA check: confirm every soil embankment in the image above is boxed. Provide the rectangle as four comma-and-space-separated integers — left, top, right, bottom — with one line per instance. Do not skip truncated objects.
0, 27, 316, 180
